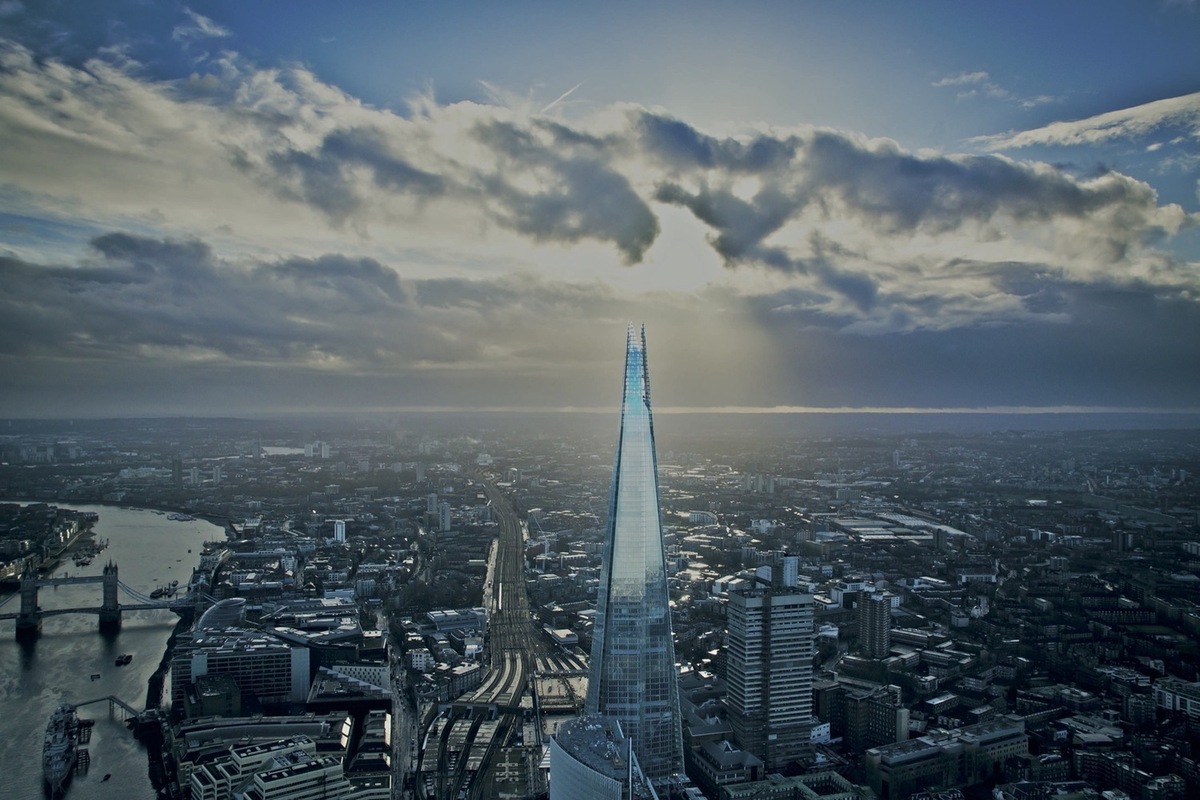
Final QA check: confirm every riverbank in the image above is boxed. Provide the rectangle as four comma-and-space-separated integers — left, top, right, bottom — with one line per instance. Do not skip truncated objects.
0, 505, 98, 585
0, 495, 229, 533
144, 608, 195, 800
0, 503, 222, 800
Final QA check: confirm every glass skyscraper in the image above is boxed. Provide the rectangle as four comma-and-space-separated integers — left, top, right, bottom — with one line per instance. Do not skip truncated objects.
586, 324, 683, 786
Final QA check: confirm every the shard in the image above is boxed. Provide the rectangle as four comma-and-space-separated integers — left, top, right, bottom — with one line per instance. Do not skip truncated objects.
586, 324, 683, 786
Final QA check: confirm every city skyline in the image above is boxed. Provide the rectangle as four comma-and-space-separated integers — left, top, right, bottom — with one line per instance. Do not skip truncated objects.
2, 2, 1199, 417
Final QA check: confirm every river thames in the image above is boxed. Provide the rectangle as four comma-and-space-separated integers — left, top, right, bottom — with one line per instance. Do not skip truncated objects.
0, 504, 222, 800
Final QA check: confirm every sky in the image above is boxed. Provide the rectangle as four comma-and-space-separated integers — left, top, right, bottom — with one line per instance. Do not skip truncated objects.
1, 0, 1199, 418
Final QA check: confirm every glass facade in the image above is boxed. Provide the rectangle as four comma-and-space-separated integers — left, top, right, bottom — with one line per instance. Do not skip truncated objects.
586, 325, 683, 785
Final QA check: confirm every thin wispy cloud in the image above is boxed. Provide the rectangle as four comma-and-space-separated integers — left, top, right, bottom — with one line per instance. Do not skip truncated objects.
933, 69, 1059, 108
172, 8, 232, 43
932, 71, 991, 88
976, 91, 1200, 150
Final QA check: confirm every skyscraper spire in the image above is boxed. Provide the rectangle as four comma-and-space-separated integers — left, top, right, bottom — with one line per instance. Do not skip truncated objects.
586, 324, 683, 786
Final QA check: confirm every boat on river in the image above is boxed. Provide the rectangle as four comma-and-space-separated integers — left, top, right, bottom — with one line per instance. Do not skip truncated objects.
43, 704, 79, 795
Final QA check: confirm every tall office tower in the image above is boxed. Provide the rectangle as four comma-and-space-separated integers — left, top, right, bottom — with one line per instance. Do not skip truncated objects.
333, 519, 346, 543
725, 565, 815, 770
587, 325, 683, 787
859, 591, 892, 659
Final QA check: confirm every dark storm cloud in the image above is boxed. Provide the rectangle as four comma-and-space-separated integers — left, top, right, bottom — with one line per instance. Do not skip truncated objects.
653, 178, 879, 310
802, 131, 1158, 237
92, 232, 216, 276
647, 116, 1176, 282
259, 127, 446, 225
265, 148, 365, 224
531, 117, 615, 150
469, 118, 659, 263
269, 254, 408, 306
0, 234, 424, 367
653, 181, 799, 262
243, 111, 657, 261
635, 111, 800, 173
474, 160, 657, 264
0, 233, 638, 380
322, 128, 445, 195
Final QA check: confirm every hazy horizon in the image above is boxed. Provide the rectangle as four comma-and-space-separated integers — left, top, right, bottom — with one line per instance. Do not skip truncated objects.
5, 409, 1200, 440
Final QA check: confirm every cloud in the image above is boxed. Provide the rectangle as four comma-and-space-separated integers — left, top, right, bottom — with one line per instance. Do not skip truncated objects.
173, 9, 231, 42
0, 232, 753, 414
0, 231, 654, 372
2, 228, 1198, 416
932, 71, 990, 88
648, 119, 1192, 326
0, 35, 1195, 348
466, 118, 659, 263
932, 70, 1059, 108
976, 91, 1200, 150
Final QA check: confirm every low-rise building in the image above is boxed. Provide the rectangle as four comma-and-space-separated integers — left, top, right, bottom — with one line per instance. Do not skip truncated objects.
864, 715, 1028, 800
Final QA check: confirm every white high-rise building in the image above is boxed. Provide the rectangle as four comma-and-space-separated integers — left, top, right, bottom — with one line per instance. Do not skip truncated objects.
438, 502, 451, 532
333, 519, 346, 544
725, 566, 815, 770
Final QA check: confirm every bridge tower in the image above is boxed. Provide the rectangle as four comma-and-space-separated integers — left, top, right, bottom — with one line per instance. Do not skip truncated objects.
99, 561, 121, 631
15, 561, 41, 640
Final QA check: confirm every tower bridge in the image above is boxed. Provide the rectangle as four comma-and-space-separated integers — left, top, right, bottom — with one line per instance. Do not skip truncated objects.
0, 561, 198, 639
